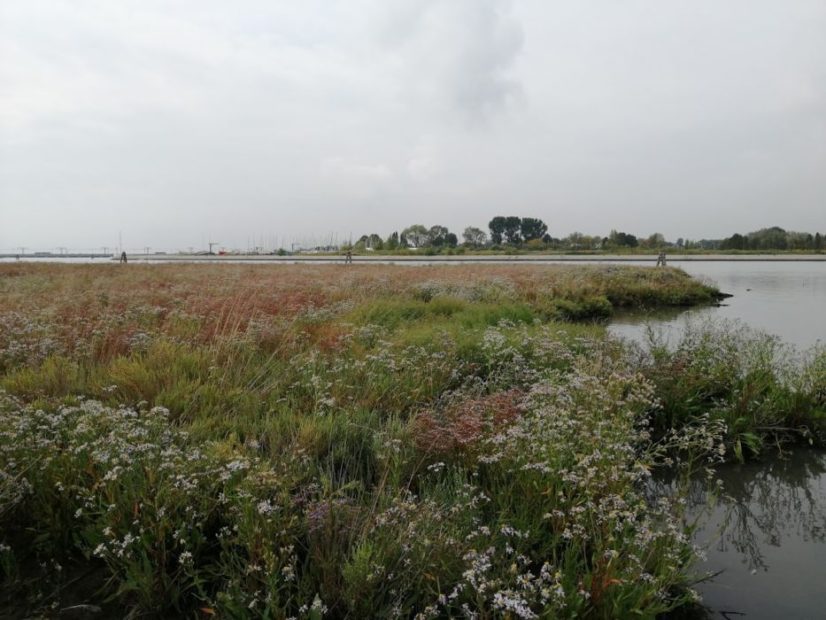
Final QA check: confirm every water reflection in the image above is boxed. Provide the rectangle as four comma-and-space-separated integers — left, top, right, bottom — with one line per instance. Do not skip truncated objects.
707, 452, 826, 568
690, 450, 826, 618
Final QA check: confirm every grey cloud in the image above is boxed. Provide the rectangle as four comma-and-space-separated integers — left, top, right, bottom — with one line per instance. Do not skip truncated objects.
1, 1, 824, 250
375, 0, 524, 120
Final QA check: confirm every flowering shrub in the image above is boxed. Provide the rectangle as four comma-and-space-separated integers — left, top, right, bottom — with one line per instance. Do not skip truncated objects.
640, 319, 826, 459
337, 351, 726, 618
0, 393, 319, 616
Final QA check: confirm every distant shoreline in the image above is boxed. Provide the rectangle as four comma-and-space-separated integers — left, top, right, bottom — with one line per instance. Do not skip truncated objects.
3, 253, 826, 263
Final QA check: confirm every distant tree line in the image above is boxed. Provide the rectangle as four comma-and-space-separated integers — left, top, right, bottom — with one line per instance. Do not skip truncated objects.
719, 227, 824, 251
351, 217, 551, 251
346, 221, 825, 253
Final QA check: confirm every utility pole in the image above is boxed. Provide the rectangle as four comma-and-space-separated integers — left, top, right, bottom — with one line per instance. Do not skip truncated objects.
208, 241, 219, 255
144, 246, 151, 255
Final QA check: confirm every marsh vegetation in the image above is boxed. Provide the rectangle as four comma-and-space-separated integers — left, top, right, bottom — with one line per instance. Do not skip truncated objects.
0, 264, 823, 618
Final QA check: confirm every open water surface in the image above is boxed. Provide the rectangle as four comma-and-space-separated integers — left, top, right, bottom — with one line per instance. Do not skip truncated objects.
609, 261, 826, 349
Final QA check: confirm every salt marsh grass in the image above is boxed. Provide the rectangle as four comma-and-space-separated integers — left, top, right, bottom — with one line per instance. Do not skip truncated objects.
0, 264, 821, 618
637, 319, 826, 460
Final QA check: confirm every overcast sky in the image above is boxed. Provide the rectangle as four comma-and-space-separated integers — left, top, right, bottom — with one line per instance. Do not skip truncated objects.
1, 0, 824, 251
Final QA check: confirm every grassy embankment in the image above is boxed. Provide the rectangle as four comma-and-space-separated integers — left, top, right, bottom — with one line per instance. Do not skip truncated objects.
0, 264, 823, 618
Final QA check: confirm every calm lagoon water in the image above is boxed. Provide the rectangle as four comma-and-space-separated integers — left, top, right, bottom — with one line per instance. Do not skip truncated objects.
609, 261, 826, 349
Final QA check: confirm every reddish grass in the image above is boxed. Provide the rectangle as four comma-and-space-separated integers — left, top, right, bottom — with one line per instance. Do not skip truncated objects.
412, 389, 524, 457
0, 262, 708, 358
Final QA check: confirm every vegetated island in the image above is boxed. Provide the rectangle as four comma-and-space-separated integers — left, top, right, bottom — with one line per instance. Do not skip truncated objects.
1, 263, 823, 619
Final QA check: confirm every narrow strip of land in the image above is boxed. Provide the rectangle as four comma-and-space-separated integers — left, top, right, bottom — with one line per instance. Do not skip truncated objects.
113, 253, 826, 263
4, 253, 826, 263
